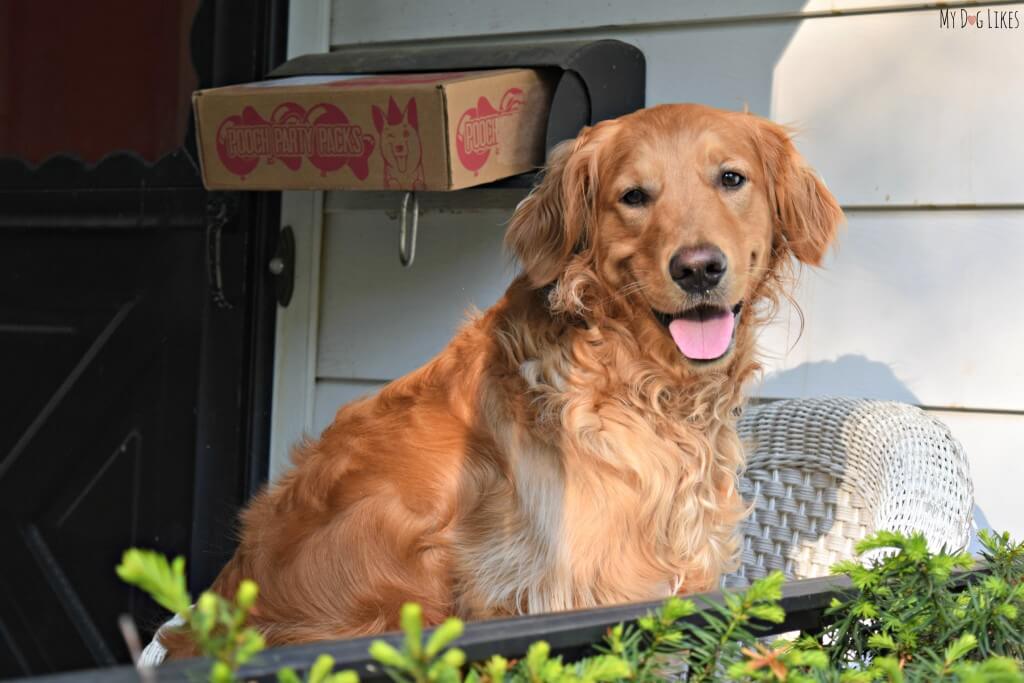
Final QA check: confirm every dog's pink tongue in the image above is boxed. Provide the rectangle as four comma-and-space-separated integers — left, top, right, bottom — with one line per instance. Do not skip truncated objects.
668, 310, 735, 360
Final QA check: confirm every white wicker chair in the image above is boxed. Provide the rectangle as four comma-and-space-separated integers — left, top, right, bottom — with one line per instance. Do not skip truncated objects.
725, 397, 974, 588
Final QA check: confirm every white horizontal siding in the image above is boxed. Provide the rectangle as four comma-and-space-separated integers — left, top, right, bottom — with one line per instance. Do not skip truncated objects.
317, 205, 1024, 413
753, 209, 1024, 412
330, 1, 1018, 46
313, 379, 388, 435
328, 5, 1024, 208
772, 5, 1024, 206
316, 201, 515, 381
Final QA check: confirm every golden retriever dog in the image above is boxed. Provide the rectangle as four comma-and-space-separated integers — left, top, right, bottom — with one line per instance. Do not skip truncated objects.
163, 103, 842, 657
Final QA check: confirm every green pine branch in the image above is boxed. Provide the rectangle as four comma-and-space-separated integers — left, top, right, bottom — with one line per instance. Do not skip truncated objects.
118, 529, 1024, 683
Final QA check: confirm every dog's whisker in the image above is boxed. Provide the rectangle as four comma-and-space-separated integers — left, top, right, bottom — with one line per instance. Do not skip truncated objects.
596, 280, 653, 307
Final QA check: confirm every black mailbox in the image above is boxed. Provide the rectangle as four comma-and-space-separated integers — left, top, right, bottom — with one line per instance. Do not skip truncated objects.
268, 39, 646, 187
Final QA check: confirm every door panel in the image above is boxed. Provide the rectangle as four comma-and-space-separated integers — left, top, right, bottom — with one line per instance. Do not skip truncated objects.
0, 229, 204, 676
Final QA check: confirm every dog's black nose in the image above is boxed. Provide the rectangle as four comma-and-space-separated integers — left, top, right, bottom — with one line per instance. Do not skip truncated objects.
670, 246, 727, 294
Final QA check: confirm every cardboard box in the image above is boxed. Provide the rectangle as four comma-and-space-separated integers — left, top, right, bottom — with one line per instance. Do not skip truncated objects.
192, 69, 556, 191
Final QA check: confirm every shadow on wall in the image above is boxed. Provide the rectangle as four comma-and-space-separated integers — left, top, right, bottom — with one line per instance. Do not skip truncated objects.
755, 354, 987, 554
757, 354, 920, 404
968, 505, 992, 555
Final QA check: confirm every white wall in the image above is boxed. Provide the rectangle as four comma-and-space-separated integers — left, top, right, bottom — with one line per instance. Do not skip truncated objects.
274, 1, 1024, 542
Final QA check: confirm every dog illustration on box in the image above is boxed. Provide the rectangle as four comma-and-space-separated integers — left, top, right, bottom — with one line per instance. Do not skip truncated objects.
372, 96, 425, 190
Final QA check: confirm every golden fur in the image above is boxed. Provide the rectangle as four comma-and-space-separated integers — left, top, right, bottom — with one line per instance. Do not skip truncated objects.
162, 103, 842, 657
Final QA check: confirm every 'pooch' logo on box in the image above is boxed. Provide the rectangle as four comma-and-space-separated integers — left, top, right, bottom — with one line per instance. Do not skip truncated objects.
456, 88, 526, 174
216, 103, 376, 179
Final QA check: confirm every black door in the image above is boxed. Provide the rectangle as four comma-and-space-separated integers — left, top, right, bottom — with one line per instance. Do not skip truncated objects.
0, 1, 287, 676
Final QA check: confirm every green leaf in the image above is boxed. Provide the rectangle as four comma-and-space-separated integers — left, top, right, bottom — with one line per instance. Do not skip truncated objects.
747, 604, 786, 624
328, 672, 360, 683
998, 603, 1019, 620
975, 656, 1023, 677
195, 591, 219, 639
483, 654, 508, 682
851, 601, 878, 619
661, 596, 696, 622
983, 575, 1011, 597
525, 640, 551, 674
636, 615, 656, 633
723, 592, 743, 614
424, 618, 465, 659
944, 633, 978, 665
745, 571, 785, 603
848, 566, 881, 591
978, 528, 997, 548
725, 661, 750, 679
115, 549, 192, 617
540, 658, 564, 681
660, 630, 683, 645
949, 657, 1024, 683
427, 662, 462, 683
276, 668, 302, 683
198, 591, 218, 617
576, 655, 631, 682
869, 655, 904, 683
799, 649, 829, 670
235, 579, 259, 611
308, 654, 336, 683
953, 552, 976, 570
604, 624, 624, 655
831, 560, 862, 577
235, 629, 266, 665
839, 671, 876, 683
855, 530, 912, 555
209, 660, 235, 683
400, 603, 423, 659
440, 648, 466, 669
867, 632, 897, 652
368, 640, 410, 670
903, 534, 928, 562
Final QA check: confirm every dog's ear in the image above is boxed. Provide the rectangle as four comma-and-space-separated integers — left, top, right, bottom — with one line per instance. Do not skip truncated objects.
404, 97, 418, 130
759, 121, 844, 266
506, 125, 608, 288
372, 105, 385, 134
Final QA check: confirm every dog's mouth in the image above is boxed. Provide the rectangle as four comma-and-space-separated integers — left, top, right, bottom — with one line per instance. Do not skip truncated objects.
391, 146, 409, 172
654, 302, 743, 362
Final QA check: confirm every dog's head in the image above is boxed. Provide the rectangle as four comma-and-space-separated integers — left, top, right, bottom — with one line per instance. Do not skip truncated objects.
506, 103, 843, 370
372, 96, 422, 174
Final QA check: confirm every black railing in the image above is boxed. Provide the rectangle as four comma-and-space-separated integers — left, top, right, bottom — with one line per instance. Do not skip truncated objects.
15, 574, 852, 683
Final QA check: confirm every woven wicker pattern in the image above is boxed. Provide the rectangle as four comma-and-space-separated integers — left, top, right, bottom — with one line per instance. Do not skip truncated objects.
724, 398, 974, 588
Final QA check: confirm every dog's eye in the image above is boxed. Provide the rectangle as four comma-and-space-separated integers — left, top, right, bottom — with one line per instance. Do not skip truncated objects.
721, 171, 746, 189
620, 188, 649, 206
